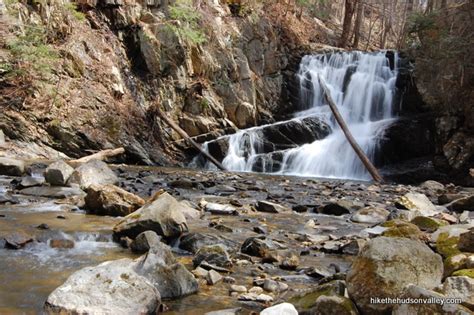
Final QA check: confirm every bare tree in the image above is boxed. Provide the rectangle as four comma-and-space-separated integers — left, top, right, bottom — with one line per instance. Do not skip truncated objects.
339, 0, 357, 47
352, 0, 364, 48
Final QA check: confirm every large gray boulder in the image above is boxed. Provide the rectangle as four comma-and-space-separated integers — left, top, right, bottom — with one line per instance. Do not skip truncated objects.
346, 237, 443, 314
0, 157, 25, 176
45, 160, 74, 186
67, 160, 118, 189
113, 192, 188, 240
44, 258, 161, 315
85, 184, 145, 217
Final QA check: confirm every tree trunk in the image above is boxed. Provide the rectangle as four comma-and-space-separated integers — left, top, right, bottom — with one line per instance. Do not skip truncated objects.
71, 148, 125, 164
317, 75, 383, 182
339, 0, 357, 47
352, 0, 364, 48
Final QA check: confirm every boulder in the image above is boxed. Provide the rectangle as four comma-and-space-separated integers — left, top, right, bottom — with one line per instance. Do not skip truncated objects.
350, 206, 390, 224
260, 303, 298, 315
179, 233, 236, 254
241, 236, 284, 257
256, 200, 290, 213
381, 220, 425, 240
17, 176, 45, 189
4, 232, 34, 249
347, 237, 443, 314
444, 254, 470, 277
67, 160, 118, 189
113, 192, 188, 240
130, 231, 163, 254
192, 244, 232, 268
441, 276, 474, 310
137, 258, 199, 299
447, 195, 474, 212
206, 269, 223, 285
396, 192, 439, 217
0, 157, 25, 176
459, 228, 474, 252
319, 200, 359, 216
85, 184, 145, 217
411, 216, 447, 232
311, 295, 359, 315
392, 285, 472, 314
44, 258, 161, 314
45, 160, 74, 186
420, 180, 445, 192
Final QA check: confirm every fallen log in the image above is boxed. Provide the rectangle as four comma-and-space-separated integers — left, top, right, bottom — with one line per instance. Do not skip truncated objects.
71, 147, 125, 164
156, 110, 226, 171
318, 75, 383, 182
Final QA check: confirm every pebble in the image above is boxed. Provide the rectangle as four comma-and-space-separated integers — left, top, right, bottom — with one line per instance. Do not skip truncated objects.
229, 285, 247, 293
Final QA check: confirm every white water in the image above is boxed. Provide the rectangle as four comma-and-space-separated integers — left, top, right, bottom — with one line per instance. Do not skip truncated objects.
201, 51, 399, 180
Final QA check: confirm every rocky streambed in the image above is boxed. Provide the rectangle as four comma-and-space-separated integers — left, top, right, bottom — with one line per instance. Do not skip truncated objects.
0, 157, 473, 314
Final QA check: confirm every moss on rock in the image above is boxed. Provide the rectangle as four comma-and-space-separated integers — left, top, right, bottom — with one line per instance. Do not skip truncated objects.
382, 220, 425, 240
452, 268, 474, 278
411, 216, 447, 232
443, 253, 468, 277
436, 232, 461, 258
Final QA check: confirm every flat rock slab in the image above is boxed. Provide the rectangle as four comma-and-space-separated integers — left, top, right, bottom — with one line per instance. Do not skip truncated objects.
20, 186, 86, 198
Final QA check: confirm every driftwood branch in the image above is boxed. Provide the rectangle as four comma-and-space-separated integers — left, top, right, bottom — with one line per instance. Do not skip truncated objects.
156, 110, 226, 171
318, 75, 383, 182
71, 147, 125, 164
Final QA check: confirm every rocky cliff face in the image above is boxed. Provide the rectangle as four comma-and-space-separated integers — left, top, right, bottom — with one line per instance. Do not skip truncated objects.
0, 0, 335, 164
407, 1, 474, 184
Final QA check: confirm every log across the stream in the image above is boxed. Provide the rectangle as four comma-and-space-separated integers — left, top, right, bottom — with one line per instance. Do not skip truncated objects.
157, 110, 227, 171
317, 75, 384, 182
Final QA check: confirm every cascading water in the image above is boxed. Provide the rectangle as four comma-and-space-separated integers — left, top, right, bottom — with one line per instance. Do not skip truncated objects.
199, 51, 399, 180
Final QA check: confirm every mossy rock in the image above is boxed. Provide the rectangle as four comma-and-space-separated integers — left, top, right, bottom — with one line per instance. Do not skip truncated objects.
443, 253, 468, 277
452, 268, 474, 278
436, 232, 461, 258
288, 280, 345, 311
311, 295, 359, 315
382, 220, 425, 240
411, 216, 447, 232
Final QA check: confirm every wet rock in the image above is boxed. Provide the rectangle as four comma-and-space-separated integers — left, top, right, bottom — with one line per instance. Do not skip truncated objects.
392, 284, 472, 314
4, 232, 34, 249
311, 295, 359, 315
85, 184, 145, 216
292, 205, 308, 213
263, 250, 299, 270
19, 176, 45, 188
45, 160, 74, 186
204, 203, 237, 215
441, 276, 474, 310
130, 231, 162, 254
241, 236, 284, 257
306, 265, 336, 280
0, 157, 25, 176
288, 281, 346, 312
67, 160, 118, 189
260, 303, 298, 315
206, 270, 223, 285
193, 244, 232, 268
37, 223, 50, 230
192, 266, 209, 278
20, 186, 86, 199
458, 228, 474, 252
319, 200, 358, 216
113, 192, 188, 240
347, 237, 443, 314
438, 193, 465, 205
447, 195, 474, 212
256, 200, 290, 213
180, 233, 235, 254
395, 192, 439, 216
253, 226, 268, 235
50, 239, 75, 249
350, 206, 390, 224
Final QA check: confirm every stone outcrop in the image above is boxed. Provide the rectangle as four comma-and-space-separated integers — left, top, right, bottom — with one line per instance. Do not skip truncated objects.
85, 184, 145, 216
346, 237, 443, 314
67, 160, 118, 189
45, 160, 74, 186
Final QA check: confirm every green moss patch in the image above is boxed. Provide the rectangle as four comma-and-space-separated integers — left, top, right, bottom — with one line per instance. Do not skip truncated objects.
452, 268, 474, 278
436, 232, 461, 258
411, 216, 447, 232
382, 220, 424, 240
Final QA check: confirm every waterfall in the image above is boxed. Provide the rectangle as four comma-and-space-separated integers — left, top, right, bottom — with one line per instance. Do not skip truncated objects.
198, 51, 399, 180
